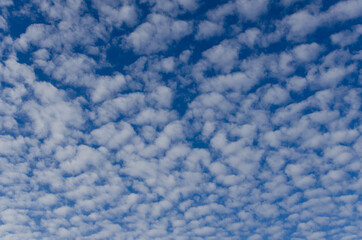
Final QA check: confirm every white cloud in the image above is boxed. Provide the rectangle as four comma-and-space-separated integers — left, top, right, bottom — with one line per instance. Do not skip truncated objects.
326, 0, 362, 22
287, 76, 307, 92
90, 74, 126, 103
42, 53, 97, 85
88, 122, 135, 150
135, 108, 177, 127
236, 0, 269, 21
15, 16, 106, 53
284, 9, 320, 40
307, 50, 357, 88
262, 85, 290, 105
14, 24, 51, 51
92, 0, 138, 27
159, 57, 176, 73
193, 226, 216, 236
0, 58, 35, 85
148, 86, 173, 108
60, 145, 106, 174
238, 28, 262, 48
200, 72, 255, 93
93, 92, 145, 125
292, 43, 323, 63
1, 209, 30, 224
195, 20, 224, 40
0, 0, 13, 7
202, 40, 239, 73
22, 91, 84, 144
331, 24, 362, 47
125, 13, 192, 54
282, 0, 362, 40
37, 194, 58, 206
206, 2, 235, 22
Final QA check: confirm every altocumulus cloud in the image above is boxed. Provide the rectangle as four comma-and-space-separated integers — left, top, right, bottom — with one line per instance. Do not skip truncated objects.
0, 0, 361, 239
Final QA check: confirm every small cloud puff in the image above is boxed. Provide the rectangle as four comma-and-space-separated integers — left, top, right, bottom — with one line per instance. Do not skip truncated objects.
125, 13, 192, 54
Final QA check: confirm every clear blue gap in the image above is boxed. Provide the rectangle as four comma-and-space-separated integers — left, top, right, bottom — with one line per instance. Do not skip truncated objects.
105, 46, 140, 73
349, 118, 360, 130
16, 50, 32, 65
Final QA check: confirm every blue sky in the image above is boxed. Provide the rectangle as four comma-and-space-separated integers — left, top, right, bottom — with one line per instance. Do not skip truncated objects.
0, 0, 361, 239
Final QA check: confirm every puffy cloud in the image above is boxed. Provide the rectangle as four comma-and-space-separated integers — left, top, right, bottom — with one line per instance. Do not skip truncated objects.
92, 92, 146, 125
32, 53, 98, 86
238, 28, 262, 48
206, 2, 235, 22
195, 20, 224, 40
148, 86, 173, 108
282, 0, 362, 40
90, 74, 126, 103
236, 0, 269, 21
15, 16, 106, 53
125, 13, 193, 54
286, 76, 307, 92
262, 85, 290, 105
199, 72, 256, 93
0, 0, 13, 7
306, 50, 357, 88
88, 122, 135, 150
326, 0, 362, 22
201, 40, 240, 73
292, 43, 323, 63
331, 24, 362, 47
92, 0, 138, 27
134, 108, 177, 127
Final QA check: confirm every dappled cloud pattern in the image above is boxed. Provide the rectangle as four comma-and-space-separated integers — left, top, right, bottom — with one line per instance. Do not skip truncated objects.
0, 0, 361, 239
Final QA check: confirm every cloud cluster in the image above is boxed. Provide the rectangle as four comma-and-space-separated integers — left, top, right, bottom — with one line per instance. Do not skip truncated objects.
0, 0, 361, 239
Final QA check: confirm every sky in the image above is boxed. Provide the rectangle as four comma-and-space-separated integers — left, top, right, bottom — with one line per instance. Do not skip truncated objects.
0, 0, 361, 239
